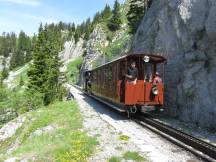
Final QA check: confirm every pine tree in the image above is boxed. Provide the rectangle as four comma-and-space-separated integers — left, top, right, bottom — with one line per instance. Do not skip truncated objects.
92, 12, 102, 25
108, 0, 122, 31
27, 27, 47, 92
84, 18, 92, 40
43, 26, 62, 105
101, 4, 112, 21
127, 0, 152, 34
28, 24, 63, 105
10, 30, 31, 69
74, 27, 81, 44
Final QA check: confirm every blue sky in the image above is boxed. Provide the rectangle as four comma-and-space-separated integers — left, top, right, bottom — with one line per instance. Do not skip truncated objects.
0, 0, 125, 36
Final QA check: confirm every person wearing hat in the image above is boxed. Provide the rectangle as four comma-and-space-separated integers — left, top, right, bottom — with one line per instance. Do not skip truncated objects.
153, 72, 162, 84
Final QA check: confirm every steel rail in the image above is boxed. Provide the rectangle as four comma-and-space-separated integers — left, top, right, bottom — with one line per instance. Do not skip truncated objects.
134, 116, 216, 162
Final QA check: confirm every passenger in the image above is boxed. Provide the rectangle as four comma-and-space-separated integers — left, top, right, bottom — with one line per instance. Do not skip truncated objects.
125, 61, 138, 84
153, 72, 162, 84
144, 63, 153, 82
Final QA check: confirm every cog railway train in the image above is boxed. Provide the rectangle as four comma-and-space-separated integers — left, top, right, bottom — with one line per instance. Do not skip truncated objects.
84, 53, 167, 116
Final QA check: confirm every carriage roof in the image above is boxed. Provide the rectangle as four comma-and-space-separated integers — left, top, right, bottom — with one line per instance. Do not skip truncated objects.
89, 53, 167, 71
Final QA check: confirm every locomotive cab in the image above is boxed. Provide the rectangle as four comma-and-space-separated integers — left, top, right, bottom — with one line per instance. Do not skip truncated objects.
118, 54, 166, 113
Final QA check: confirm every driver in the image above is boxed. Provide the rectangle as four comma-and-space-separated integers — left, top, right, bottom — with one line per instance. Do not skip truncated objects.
125, 61, 138, 84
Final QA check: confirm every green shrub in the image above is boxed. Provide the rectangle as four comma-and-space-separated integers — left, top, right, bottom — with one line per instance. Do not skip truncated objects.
66, 57, 83, 84
123, 151, 145, 162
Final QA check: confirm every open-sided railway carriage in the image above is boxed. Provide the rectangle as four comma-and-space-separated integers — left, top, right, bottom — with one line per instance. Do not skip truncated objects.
84, 53, 166, 115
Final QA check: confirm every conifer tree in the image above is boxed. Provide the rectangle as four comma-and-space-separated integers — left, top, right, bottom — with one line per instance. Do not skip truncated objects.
108, 0, 122, 31
27, 27, 47, 92
28, 24, 63, 105
84, 18, 92, 40
101, 4, 112, 21
92, 12, 102, 25
127, 0, 152, 34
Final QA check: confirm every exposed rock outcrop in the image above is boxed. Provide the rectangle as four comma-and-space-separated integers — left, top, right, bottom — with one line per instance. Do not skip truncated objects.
59, 38, 84, 64
132, 0, 216, 128
0, 56, 11, 71
79, 25, 108, 84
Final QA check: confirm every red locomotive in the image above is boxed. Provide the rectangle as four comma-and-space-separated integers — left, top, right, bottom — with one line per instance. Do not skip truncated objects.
84, 53, 166, 116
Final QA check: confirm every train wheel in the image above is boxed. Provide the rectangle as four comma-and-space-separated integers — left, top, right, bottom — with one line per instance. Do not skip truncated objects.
126, 110, 131, 119
135, 105, 142, 115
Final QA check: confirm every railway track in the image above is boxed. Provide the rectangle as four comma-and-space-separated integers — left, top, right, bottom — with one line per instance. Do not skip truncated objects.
133, 116, 216, 162
72, 85, 216, 162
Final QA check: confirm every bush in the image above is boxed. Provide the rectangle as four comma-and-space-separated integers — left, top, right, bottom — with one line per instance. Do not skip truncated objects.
0, 86, 8, 102
0, 87, 43, 115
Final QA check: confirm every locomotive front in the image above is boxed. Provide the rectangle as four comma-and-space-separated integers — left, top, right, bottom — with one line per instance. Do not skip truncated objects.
120, 54, 166, 113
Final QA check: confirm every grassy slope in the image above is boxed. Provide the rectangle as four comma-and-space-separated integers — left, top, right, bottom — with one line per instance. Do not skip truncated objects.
66, 57, 83, 84
0, 101, 97, 162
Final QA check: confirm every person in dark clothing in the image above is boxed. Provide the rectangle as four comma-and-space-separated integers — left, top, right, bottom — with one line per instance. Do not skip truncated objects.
125, 61, 138, 84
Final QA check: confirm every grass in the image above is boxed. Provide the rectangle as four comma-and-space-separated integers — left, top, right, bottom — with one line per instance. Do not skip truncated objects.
67, 57, 83, 84
123, 151, 146, 162
109, 156, 122, 162
0, 101, 97, 162
108, 151, 147, 162
13, 65, 29, 86
119, 134, 130, 141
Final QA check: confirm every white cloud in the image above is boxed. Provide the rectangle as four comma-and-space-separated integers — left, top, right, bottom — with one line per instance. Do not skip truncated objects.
0, 0, 40, 6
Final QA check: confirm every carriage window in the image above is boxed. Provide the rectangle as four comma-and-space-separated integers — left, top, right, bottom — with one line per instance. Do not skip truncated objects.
119, 61, 126, 80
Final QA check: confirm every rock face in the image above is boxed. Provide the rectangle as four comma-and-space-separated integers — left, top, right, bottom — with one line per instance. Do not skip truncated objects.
79, 25, 107, 84
132, 0, 216, 128
0, 56, 11, 71
59, 38, 84, 64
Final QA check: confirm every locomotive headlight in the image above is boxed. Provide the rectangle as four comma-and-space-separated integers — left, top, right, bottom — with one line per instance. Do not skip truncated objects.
152, 86, 159, 95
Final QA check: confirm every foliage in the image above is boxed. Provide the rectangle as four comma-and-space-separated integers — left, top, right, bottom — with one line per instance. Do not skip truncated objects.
127, 0, 152, 34
119, 134, 130, 141
0, 58, 9, 86
0, 101, 97, 162
19, 75, 24, 86
101, 4, 112, 22
109, 156, 122, 162
9, 31, 34, 69
108, 0, 122, 31
66, 57, 83, 84
0, 32, 16, 58
123, 151, 145, 162
27, 24, 63, 105
0, 87, 43, 114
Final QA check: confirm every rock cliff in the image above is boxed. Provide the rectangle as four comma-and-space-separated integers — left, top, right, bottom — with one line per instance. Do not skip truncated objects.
132, 0, 216, 128
79, 25, 108, 84
59, 38, 84, 64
